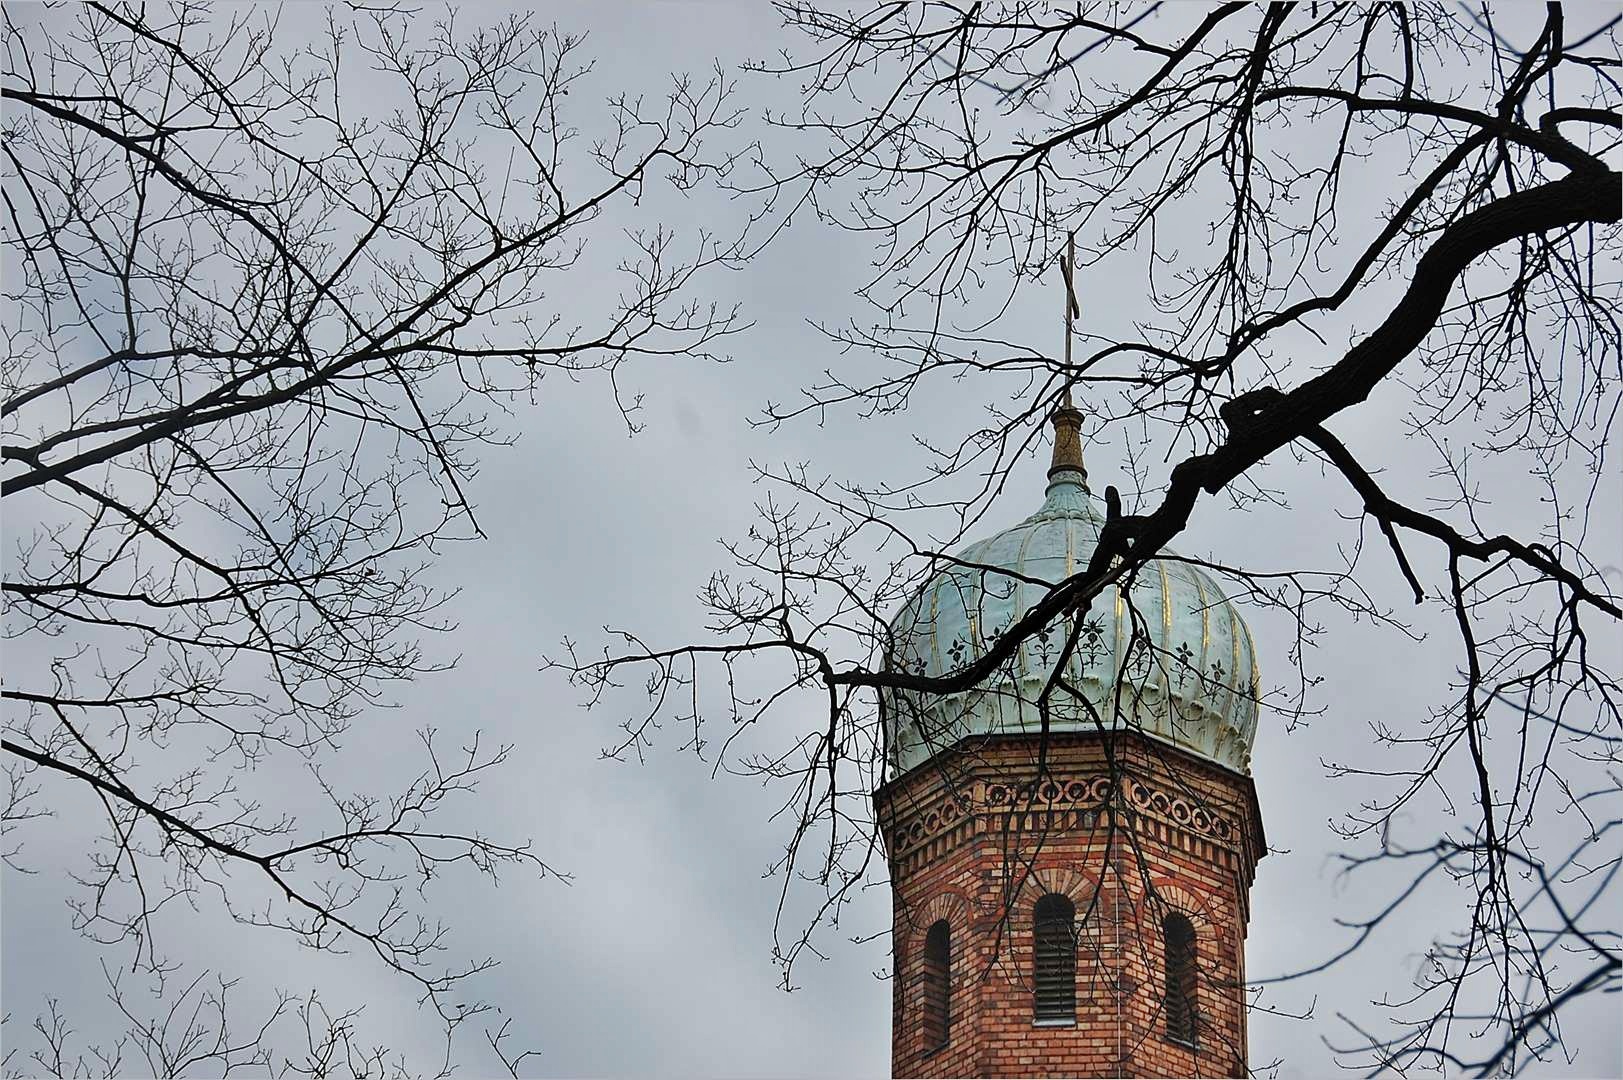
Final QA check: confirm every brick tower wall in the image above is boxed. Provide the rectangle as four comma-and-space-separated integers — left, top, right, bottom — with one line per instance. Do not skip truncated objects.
878, 731, 1265, 1079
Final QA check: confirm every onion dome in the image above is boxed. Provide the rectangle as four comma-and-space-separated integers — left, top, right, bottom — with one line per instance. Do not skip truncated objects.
882, 403, 1261, 777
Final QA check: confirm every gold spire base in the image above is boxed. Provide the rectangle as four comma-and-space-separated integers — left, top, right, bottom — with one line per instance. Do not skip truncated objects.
1048, 400, 1087, 485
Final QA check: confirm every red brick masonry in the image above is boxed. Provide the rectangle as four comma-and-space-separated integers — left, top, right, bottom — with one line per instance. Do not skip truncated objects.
877, 731, 1265, 1078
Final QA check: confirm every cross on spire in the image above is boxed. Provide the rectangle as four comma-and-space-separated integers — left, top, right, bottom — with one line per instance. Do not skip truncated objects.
1049, 230, 1087, 486
1059, 230, 1079, 408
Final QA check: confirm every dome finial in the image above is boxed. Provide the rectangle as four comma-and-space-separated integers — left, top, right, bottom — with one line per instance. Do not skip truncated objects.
1049, 231, 1087, 487
1048, 394, 1087, 485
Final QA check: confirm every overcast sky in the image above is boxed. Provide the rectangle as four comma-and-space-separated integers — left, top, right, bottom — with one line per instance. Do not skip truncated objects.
4, 3, 1620, 1078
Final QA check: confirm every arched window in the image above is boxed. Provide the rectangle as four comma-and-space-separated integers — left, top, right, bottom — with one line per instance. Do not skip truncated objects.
1163, 913, 1198, 1046
1033, 893, 1076, 1024
921, 919, 951, 1053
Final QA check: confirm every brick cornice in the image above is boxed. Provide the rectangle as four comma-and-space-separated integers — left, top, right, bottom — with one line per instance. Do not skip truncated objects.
877, 730, 1265, 886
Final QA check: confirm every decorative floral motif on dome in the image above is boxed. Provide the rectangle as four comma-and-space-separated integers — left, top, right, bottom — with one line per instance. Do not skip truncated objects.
1079, 617, 1107, 670
1173, 642, 1194, 688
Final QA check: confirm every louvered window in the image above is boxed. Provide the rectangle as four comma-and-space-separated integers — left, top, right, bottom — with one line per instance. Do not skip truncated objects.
1163, 913, 1198, 1046
921, 919, 951, 1053
1032, 893, 1076, 1024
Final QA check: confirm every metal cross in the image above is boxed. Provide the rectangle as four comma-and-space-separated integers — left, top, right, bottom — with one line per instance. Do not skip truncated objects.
1059, 230, 1079, 407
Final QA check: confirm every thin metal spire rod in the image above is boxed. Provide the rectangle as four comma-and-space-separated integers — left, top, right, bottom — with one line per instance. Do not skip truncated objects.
1060, 230, 1079, 408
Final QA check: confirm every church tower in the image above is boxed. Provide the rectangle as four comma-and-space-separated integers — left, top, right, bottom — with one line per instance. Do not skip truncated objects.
875, 401, 1266, 1078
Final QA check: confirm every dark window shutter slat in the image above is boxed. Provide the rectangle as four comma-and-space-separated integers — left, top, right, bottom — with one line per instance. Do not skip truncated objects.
921, 920, 951, 1052
1033, 893, 1076, 1022
1163, 913, 1199, 1045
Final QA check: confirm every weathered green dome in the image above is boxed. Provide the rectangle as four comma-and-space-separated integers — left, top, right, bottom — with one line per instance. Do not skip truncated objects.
882, 444, 1260, 777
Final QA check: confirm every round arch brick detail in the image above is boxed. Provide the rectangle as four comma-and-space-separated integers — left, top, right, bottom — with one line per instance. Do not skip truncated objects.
904, 890, 973, 950
1015, 864, 1101, 910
